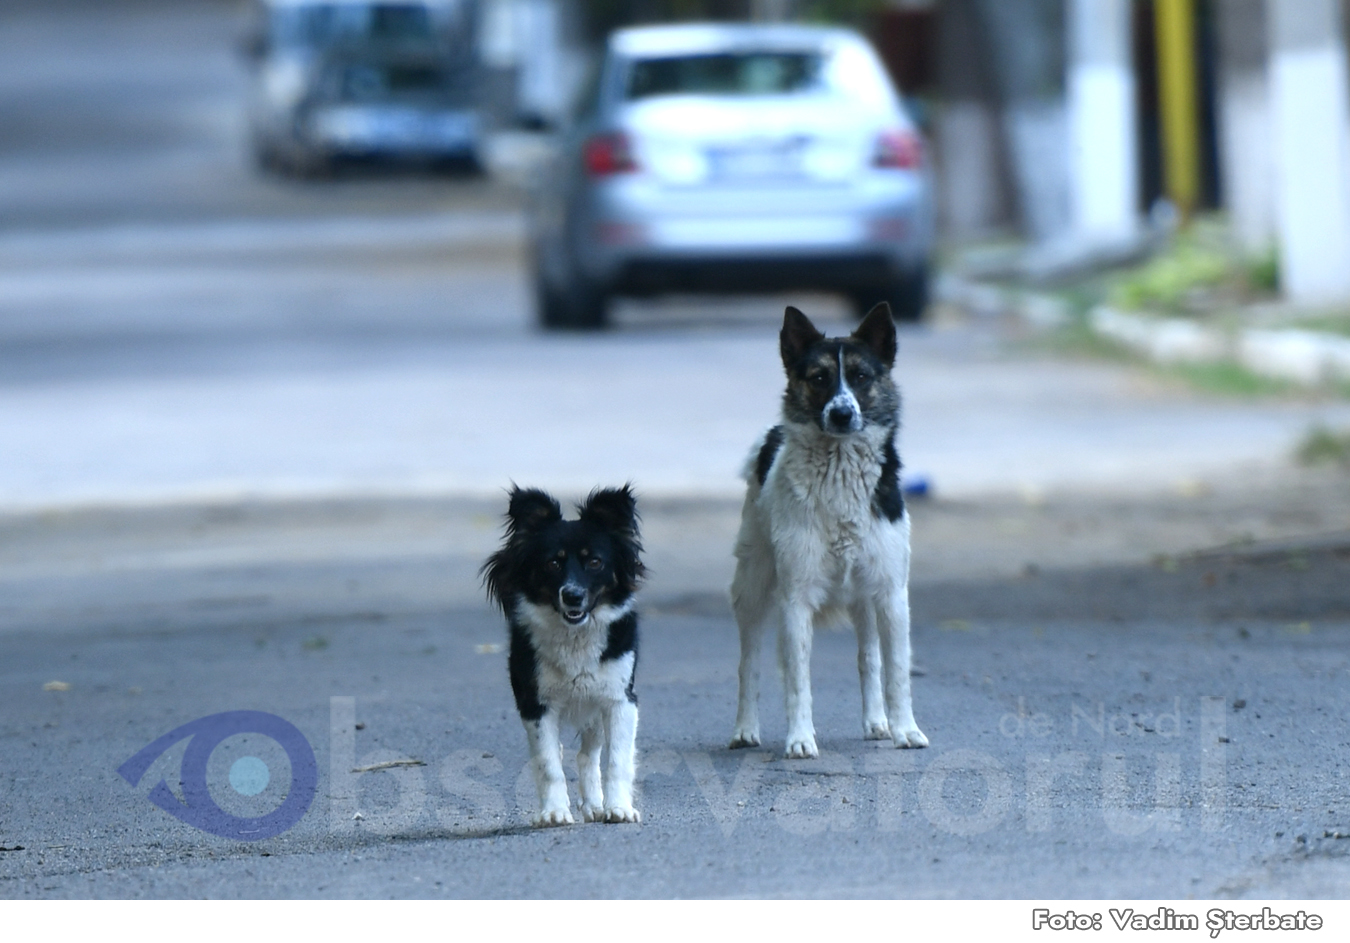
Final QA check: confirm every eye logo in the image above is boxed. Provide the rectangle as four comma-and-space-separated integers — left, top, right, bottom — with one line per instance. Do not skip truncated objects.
118, 711, 318, 841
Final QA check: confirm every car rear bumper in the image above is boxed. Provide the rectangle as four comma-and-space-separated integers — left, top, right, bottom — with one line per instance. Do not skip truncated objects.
614, 253, 914, 295
573, 174, 931, 288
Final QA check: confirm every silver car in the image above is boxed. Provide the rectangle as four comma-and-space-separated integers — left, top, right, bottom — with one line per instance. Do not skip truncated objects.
529, 22, 933, 329
243, 0, 481, 175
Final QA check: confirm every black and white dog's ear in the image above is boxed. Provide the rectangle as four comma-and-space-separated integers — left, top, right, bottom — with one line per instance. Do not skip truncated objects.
579, 485, 646, 586
852, 302, 897, 369
578, 485, 639, 538
505, 486, 562, 537
780, 306, 824, 368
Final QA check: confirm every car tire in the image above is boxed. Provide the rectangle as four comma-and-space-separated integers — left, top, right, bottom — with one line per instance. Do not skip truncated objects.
536, 273, 610, 331
433, 152, 484, 176
252, 140, 280, 173
293, 150, 334, 179
535, 277, 572, 329
567, 279, 610, 330
852, 265, 930, 323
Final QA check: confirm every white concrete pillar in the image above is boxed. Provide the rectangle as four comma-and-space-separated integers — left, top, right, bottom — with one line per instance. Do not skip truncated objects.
515, 0, 562, 122
1067, 0, 1139, 242
937, 101, 1013, 237
1268, 0, 1350, 304
1216, 0, 1275, 250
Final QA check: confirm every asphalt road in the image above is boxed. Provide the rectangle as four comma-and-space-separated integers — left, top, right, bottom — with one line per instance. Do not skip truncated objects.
3, 495, 1350, 898
3, 0, 1350, 900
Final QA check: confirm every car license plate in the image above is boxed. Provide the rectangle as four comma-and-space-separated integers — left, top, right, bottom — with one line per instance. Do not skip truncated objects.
708, 144, 803, 180
354, 109, 475, 146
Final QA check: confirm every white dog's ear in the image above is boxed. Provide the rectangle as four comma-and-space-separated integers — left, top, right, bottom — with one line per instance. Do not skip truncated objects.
780, 306, 824, 368
852, 302, 896, 368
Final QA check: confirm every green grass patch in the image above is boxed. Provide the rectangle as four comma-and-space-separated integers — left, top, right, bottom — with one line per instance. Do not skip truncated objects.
1246, 244, 1280, 294
1105, 218, 1278, 314
1284, 313, 1350, 338
1295, 424, 1350, 468
1110, 238, 1230, 312
1162, 360, 1298, 397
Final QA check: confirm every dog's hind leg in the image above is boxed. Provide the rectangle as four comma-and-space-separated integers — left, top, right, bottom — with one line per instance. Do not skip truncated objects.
729, 569, 772, 749
850, 601, 891, 740
525, 712, 575, 826
577, 720, 605, 822
602, 700, 640, 823
876, 587, 928, 749
779, 602, 819, 758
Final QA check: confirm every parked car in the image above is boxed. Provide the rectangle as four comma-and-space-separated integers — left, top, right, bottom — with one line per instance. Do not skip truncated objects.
242, 0, 482, 174
528, 22, 934, 329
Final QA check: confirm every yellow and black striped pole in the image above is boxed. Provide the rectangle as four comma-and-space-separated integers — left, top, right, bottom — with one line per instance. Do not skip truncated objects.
1155, 0, 1201, 221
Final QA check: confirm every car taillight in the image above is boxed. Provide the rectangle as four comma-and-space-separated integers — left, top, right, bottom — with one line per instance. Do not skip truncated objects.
583, 132, 637, 175
874, 129, 922, 169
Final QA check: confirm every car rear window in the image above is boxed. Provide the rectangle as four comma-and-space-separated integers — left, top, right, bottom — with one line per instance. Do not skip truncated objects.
340, 63, 445, 99
270, 3, 438, 49
625, 52, 823, 100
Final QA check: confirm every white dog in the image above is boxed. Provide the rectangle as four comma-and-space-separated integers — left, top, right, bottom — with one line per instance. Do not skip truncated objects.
729, 303, 928, 758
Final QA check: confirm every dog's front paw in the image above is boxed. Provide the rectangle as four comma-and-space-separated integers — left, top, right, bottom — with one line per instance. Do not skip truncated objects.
784, 734, 818, 759
580, 803, 605, 823
729, 726, 761, 749
863, 718, 891, 740
603, 805, 641, 824
893, 725, 928, 749
532, 806, 575, 828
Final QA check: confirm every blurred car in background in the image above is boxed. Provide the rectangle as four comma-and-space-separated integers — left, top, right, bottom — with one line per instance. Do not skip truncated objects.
529, 22, 933, 329
243, 0, 482, 175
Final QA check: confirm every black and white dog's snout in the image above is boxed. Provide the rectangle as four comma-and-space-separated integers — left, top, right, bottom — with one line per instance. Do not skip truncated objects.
559, 583, 589, 624
820, 345, 866, 435
823, 392, 862, 435
826, 401, 856, 432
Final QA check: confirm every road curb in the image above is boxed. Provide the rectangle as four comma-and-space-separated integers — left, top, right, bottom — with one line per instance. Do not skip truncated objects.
939, 274, 1350, 387
1091, 306, 1350, 385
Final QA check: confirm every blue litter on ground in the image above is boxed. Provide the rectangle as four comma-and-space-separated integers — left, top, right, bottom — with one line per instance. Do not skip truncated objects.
902, 475, 931, 497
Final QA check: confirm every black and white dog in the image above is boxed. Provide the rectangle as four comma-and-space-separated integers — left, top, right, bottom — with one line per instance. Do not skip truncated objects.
481, 485, 645, 826
729, 303, 928, 758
